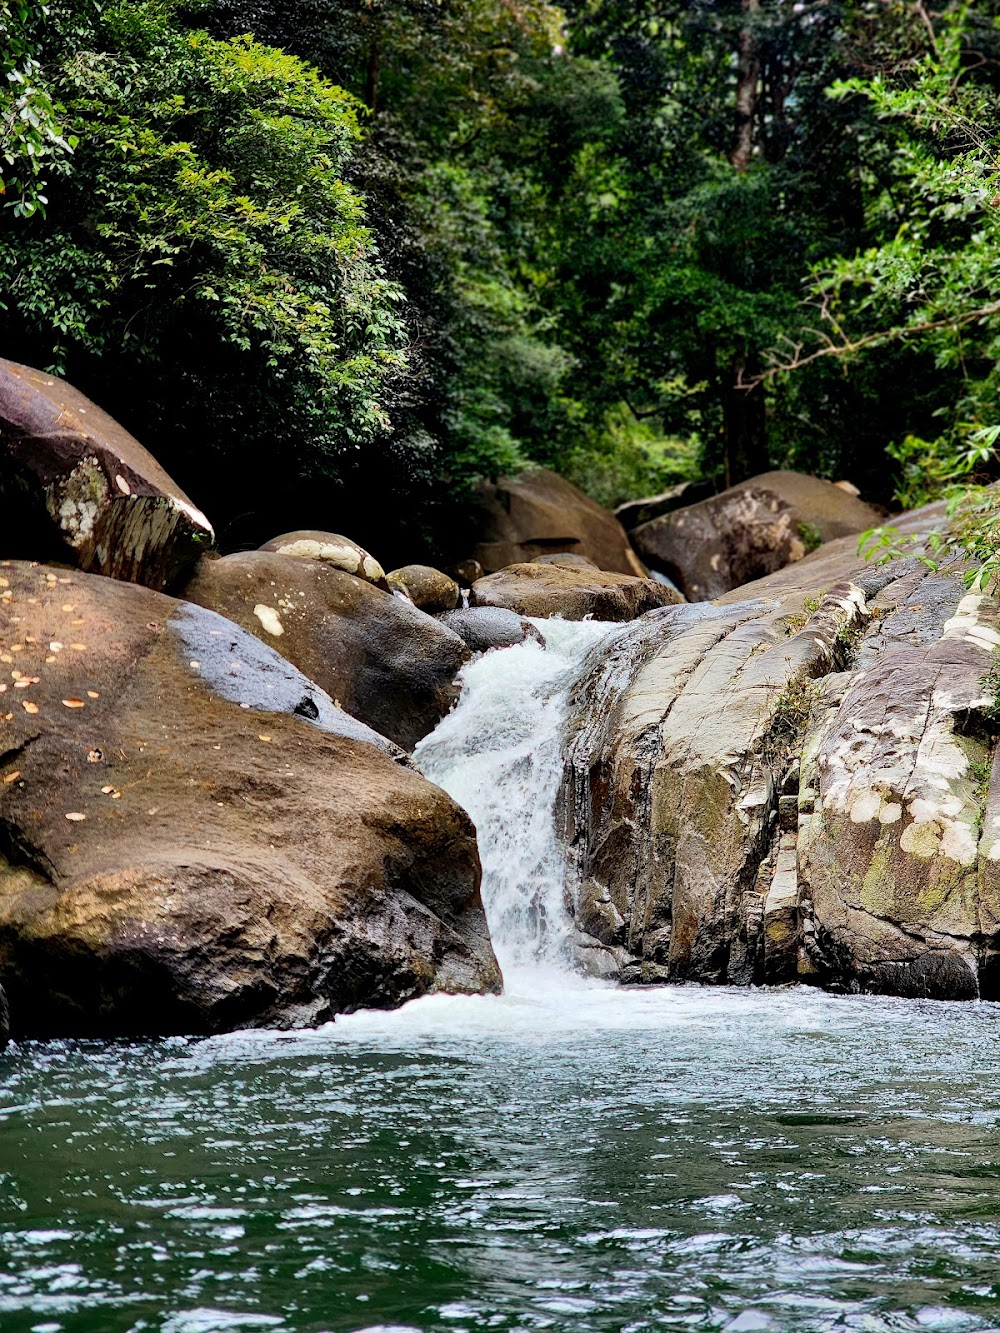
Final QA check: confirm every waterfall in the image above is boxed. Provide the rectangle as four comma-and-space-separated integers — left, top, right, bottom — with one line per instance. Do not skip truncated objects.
414, 619, 624, 970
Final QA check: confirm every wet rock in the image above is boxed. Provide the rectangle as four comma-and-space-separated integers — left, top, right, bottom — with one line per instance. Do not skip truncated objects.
259, 530, 387, 588
0, 358, 214, 592
470, 562, 682, 622
183, 551, 469, 750
438, 607, 543, 654
0, 562, 500, 1038
560, 497, 1000, 999
387, 564, 460, 614
0, 983, 8, 1053
470, 467, 648, 576
632, 470, 883, 601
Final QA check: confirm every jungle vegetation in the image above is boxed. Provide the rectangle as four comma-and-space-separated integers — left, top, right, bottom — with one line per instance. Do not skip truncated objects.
2, 0, 999, 559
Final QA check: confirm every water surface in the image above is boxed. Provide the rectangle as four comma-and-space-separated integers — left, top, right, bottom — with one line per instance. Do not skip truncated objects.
3, 971, 1000, 1333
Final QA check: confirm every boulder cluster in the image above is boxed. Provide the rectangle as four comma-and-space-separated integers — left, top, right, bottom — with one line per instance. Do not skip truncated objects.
2, 354, 988, 1047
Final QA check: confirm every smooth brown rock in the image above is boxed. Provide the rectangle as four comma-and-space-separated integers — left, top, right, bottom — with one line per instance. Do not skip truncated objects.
387, 564, 460, 614
0, 358, 214, 592
470, 563, 681, 622
183, 551, 469, 750
259, 530, 387, 588
632, 470, 883, 601
0, 562, 501, 1038
470, 468, 648, 576
531, 553, 598, 570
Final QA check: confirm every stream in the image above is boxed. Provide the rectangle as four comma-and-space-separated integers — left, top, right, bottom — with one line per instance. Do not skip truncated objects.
2, 622, 1000, 1333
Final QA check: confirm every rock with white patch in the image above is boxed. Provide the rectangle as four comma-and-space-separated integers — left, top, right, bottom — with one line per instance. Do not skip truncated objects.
259, 530, 388, 589
183, 551, 469, 750
797, 591, 1000, 999
0, 358, 214, 592
0, 561, 500, 1039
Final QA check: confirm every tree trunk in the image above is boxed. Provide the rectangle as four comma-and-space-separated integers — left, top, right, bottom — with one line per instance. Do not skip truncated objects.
723, 350, 768, 487
724, 2, 767, 483
731, 0, 761, 173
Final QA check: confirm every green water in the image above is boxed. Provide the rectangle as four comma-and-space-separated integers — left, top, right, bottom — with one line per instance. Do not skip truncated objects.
2, 971, 1000, 1333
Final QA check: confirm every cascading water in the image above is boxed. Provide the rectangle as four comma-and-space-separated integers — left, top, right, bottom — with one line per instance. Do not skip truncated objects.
414, 618, 624, 969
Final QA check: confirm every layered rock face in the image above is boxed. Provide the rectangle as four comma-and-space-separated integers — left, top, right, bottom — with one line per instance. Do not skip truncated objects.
560, 503, 1000, 999
0, 563, 501, 1038
469, 467, 649, 576
0, 359, 214, 591
631, 470, 882, 600
183, 552, 469, 750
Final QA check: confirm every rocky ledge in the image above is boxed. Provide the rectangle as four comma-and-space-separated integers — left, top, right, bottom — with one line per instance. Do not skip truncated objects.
560, 501, 1000, 1000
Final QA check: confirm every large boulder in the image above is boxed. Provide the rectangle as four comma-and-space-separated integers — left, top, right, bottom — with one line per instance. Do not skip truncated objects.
0, 562, 500, 1039
559, 497, 1000, 999
469, 468, 648, 576
470, 562, 682, 622
0, 359, 214, 591
183, 551, 469, 750
259, 530, 387, 588
387, 564, 460, 614
631, 470, 883, 601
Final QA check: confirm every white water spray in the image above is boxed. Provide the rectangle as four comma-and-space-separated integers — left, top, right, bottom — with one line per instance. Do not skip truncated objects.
415, 618, 623, 970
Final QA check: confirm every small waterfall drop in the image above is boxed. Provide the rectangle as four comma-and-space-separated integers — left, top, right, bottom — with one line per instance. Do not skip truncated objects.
415, 619, 623, 970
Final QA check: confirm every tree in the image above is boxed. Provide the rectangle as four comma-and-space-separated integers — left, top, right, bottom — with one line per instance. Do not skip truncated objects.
0, 0, 411, 551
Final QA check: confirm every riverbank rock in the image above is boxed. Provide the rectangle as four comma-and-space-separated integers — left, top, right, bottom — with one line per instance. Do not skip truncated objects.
560, 498, 1000, 1000
631, 470, 883, 601
259, 531, 388, 588
0, 358, 214, 592
469, 468, 648, 576
387, 564, 460, 614
470, 562, 682, 622
0, 562, 501, 1039
183, 552, 468, 750
438, 607, 544, 654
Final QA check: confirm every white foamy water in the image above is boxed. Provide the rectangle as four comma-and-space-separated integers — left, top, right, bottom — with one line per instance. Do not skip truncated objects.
414, 618, 623, 969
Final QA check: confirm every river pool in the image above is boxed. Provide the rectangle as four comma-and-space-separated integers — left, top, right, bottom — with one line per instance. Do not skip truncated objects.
2, 970, 1000, 1333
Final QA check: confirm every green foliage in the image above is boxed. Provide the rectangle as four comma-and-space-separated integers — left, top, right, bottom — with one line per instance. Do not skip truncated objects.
0, 1, 77, 218
0, 0, 410, 542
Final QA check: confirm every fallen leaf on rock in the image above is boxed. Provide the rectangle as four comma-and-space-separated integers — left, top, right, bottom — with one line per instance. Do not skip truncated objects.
3, 771, 21, 784
62, 698, 86, 709
21, 701, 38, 714
70, 644, 86, 651
258, 734, 272, 743
87, 690, 99, 699
87, 749, 103, 763
65, 812, 86, 822
49, 642, 63, 652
